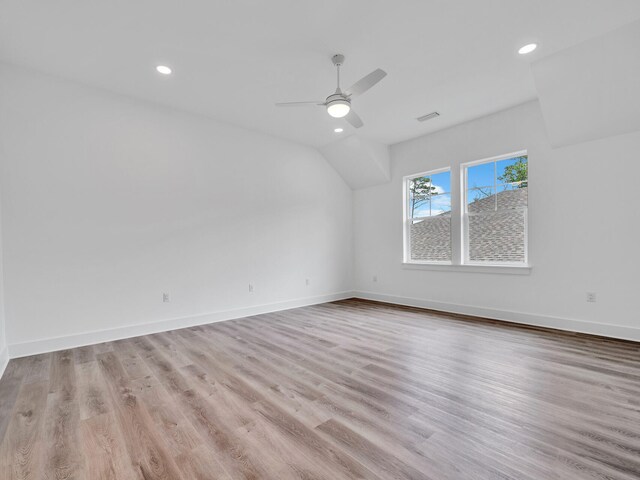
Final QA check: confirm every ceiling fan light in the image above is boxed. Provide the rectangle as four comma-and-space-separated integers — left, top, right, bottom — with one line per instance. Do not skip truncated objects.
327, 99, 351, 118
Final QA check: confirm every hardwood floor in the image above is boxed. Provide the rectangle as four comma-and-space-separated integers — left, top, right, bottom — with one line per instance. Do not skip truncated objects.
1, 299, 640, 479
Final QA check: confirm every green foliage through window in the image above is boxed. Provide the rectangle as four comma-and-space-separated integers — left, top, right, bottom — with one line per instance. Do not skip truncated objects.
498, 156, 528, 188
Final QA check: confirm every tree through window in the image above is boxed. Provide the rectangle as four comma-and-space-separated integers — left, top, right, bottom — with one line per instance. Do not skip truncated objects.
405, 169, 452, 262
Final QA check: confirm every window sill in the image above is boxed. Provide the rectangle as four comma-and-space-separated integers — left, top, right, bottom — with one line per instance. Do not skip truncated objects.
402, 262, 532, 275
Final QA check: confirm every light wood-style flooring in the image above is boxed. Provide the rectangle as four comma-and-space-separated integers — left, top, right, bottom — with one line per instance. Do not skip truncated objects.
1, 299, 640, 479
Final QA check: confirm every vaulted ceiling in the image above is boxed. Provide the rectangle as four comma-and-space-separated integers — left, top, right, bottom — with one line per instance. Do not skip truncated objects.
2, 0, 640, 148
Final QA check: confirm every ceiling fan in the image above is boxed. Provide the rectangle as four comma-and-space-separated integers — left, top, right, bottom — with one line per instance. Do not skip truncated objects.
275, 54, 387, 129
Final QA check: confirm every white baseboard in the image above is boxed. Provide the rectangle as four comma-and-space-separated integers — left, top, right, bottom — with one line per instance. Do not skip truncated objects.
354, 291, 640, 342
0, 345, 9, 380
8, 289, 636, 362
8, 291, 355, 359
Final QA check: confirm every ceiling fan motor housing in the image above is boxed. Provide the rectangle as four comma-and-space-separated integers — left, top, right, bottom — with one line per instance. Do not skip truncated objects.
332, 54, 345, 66
326, 93, 349, 105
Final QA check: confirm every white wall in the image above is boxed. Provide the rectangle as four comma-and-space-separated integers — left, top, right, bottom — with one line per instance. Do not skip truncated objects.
354, 101, 640, 340
0, 64, 353, 356
0, 188, 7, 374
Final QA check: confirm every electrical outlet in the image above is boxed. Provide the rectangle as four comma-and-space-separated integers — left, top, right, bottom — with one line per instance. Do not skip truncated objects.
248, 283, 254, 293
586, 292, 596, 303
162, 293, 170, 303
373, 275, 378, 283
305, 278, 310, 286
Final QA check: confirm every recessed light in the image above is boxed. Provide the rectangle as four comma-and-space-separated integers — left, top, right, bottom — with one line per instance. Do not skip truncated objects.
518, 43, 538, 55
156, 65, 172, 75
334, 128, 344, 133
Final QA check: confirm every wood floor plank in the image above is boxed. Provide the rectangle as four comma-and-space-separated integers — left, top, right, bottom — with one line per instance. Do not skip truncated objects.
79, 412, 139, 480
96, 351, 184, 480
131, 343, 275, 480
0, 359, 32, 445
1, 299, 639, 479
131, 379, 202, 456
315, 418, 430, 480
43, 349, 86, 480
111, 340, 157, 381
0, 381, 48, 479
140, 335, 344, 480
73, 346, 96, 365
22, 354, 52, 386
174, 445, 232, 480
76, 361, 110, 421
177, 329, 333, 428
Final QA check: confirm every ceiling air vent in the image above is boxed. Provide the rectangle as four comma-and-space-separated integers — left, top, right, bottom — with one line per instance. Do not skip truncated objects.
417, 111, 440, 122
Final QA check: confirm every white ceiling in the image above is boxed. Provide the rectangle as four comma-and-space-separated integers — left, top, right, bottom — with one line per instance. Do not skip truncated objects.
2, 0, 640, 148
532, 19, 640, 148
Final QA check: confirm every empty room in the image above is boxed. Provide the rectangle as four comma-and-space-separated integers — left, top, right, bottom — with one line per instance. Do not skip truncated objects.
1, 1, 640, 479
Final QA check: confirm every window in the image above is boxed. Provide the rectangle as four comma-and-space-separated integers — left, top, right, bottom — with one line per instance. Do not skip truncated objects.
404, 168, 452, 263
463, 153, 528, 264
403, 150, 529, 270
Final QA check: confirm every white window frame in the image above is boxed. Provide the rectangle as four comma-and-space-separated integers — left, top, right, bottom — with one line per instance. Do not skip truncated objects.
403, 166, 452, 265
402, 150, 531, 274
461, 150, 529, 266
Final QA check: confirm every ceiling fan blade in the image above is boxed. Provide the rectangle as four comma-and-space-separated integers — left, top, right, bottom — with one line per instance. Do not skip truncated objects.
345, 110, 364, 128
275, 101, 324, 107
345, 68, 387, 97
